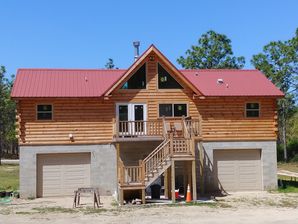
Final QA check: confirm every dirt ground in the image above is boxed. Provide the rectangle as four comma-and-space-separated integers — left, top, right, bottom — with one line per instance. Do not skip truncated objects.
1, 192, 298, 224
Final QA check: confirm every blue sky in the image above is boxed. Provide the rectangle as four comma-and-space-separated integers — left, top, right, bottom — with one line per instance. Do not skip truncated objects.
1, 0, 298, 77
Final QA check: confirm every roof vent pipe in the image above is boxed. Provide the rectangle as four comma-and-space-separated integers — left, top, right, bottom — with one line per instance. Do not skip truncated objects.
133, 41, 140, 61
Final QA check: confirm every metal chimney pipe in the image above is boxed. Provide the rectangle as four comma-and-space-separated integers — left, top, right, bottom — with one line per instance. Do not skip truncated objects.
133, 41, 140, 61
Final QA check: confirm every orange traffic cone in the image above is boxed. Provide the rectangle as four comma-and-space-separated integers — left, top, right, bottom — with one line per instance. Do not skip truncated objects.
186, 184, 192, 202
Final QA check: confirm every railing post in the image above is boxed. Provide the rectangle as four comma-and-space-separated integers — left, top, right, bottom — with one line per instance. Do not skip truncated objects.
182, 116, 185, 138
115, 117, 119, 138
139, 160, 145, 185
170, 132, 174, 155
162, 116, 167, 138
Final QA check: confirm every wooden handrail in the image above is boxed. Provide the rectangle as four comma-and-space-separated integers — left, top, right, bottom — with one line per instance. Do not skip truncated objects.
143, 139, 170, 163
143, 138, 171, 177
182, 116, 191, 139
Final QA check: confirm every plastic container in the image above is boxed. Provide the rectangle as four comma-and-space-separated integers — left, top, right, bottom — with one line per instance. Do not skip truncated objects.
175, 189, 179, 199
150, 184, 161, 199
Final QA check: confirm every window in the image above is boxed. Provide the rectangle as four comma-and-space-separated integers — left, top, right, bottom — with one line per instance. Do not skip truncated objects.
121, 63, 146, 89
158, 63, 183, 89
159, 104, 172, 117
159, 104, 187, 117
37, 105, 52, 120
246, 103, 260, 117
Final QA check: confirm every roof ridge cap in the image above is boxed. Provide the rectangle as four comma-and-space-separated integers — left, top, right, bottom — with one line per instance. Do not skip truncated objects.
17, 68, 127, 71
179, 69, 259, 72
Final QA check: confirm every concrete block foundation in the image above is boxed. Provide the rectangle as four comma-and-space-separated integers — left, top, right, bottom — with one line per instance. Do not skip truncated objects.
198, 141, 277, 192
19, 144, 117, 198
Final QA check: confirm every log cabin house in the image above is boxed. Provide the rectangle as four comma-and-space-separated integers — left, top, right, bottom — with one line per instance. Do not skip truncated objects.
11, 45, 284, 203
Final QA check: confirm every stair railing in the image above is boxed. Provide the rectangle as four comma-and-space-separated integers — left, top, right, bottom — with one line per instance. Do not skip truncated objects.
143, 138, 171, 178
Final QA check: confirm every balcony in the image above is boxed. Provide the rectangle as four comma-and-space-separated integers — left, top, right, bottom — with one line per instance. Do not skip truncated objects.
113, 117, 202, 142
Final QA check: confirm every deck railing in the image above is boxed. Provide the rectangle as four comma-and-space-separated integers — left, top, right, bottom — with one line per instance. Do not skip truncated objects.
115, 120, 164, 138
118, 159, 144, 185
172, 138, 193, 155
184, 118, 201, 137
114, 117, 201, 139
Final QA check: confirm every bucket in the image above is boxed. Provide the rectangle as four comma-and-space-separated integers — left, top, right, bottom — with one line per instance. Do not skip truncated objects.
175, 189, 179, 199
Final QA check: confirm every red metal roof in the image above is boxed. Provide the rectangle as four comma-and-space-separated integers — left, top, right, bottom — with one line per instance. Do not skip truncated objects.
180, 69, 284, 97
11, 68, 284, 98
11, 69, 125, 98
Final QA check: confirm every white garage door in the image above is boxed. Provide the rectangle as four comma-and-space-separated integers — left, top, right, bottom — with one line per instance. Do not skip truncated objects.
37, 153, 91, 197
214, 149, 262, 191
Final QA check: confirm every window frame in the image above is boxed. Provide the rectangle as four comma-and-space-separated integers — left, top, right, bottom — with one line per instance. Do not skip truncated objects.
120, 63, 147, 90
245, 102, 260, 118
157, 62, 183, 90
158, 103, 188, 118
36, 104, 53, 121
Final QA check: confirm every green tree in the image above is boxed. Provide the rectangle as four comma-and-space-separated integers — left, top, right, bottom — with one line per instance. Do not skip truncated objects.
105, 58, 115, 69
251, 28, 298, 161
177, 30, 245, 69
0, 66, 16, 165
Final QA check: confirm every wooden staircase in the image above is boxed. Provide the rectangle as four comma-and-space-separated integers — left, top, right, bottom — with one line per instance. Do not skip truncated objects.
117, 117, 201, 204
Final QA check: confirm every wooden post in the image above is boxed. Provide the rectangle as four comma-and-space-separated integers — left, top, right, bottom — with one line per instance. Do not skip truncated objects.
139, 160, 145, 184
171, 160, 176, 203
199, 141, 204, 195
116, 143, 120, 183
164, 168, 169, 199
187, 162, 192, 196
183, 161, 188, 199
119, 189, 124, 205
192, 160, 197, 201
168, 165, 172, 199
142, 189, 145, 204
116, 143, 122, 205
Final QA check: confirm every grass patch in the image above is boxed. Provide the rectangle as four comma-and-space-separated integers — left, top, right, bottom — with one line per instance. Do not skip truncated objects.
81, 207, 110, 215
277, 178, 298, 193
0, 208, 12, 215
166, 201, 218, 208
278, 186, 298, 193
32, 206, 78, 214
16, 211, 33, 215
111, 200, 119, 207
0, 164, 19, 191
279, 199, 298, 208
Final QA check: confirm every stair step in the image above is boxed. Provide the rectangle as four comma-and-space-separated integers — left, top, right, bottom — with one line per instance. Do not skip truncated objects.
147, 173, 154, 178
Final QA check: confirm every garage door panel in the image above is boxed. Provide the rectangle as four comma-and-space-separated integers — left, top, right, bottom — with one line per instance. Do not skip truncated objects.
214, 149, 262, 191
37, 153, 91, 197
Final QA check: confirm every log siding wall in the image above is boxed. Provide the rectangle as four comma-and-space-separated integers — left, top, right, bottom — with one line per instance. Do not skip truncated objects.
16, 54, 278, 145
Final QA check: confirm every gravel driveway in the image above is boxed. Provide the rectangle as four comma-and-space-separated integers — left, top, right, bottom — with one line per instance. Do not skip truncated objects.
1, 192, 298, 224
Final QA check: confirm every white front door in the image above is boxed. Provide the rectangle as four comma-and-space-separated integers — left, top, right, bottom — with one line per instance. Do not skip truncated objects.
116, 103, 147, 136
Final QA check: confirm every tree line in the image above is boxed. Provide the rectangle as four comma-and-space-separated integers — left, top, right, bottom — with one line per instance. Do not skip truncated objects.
177, 29, 298, 162
0, 66, 17, 164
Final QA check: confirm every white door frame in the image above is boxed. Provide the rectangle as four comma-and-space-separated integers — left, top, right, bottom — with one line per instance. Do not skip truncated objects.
116, 103, 147, 135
